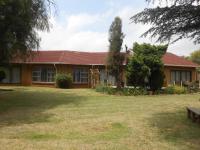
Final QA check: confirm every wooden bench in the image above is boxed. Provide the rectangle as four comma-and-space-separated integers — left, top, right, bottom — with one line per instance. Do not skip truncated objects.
187, 107, 200, 123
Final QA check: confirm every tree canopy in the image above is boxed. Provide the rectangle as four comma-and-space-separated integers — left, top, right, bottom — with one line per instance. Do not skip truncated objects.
131, 0, 200, 44
189, 49, 200, 64
127, 42, 167, 91
107, 17, 125, 89
0, 0, 54, 63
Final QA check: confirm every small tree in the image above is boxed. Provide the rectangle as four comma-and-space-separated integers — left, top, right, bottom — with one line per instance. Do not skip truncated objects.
127, 42, 167, 91
189, 50, 200, 65
107, 17, 125, 89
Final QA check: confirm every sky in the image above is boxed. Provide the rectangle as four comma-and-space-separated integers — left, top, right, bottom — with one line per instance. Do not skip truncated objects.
38, 0, 200, 56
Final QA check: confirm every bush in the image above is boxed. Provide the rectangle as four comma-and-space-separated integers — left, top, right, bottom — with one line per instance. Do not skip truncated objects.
96, 85, 194, 95
0, 70, 6, 82
164, 85, 187, 94
95, 85, 117, 95
121, 88, 148, 96
96, 85, 148, 96
55, 74, 72, 89
185, 81, 199, 93
95, 84, 107, 93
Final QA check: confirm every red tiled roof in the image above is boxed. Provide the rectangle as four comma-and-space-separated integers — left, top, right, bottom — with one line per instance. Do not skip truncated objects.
12, 50, 199, 67
162, 52, 198, 67
12, 50, 109, 65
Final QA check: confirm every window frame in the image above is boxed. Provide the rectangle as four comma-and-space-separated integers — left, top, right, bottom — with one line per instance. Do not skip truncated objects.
73, 68, 89, 84
0, 66, 21, 84
170, 70, 192, 83
32, 67, 55, 83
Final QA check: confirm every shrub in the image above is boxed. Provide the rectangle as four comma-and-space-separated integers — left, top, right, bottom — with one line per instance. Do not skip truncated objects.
164, 86, 174, 94
96, 85, 192, 95
121, 88, 147, 96
95, 85, 117, 95
55, 74, 72, 89
154, 89, 164, 95
164, 85, 187, 94
107, 87, 118, 95
185, 81, 199, 93
95, 84, 107, 93
0, 70, 6, 82
96, 85, 147, 96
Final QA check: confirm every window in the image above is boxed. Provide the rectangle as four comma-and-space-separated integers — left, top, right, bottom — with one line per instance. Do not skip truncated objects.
181, 71, 186, 82
0, 67, 21, 84
175, 71, 181, 82
100, 69, 107, 85
32, 67, 55, 83
186, 71, 191, 81
171, 70, 191, 83
32, 69, 41, 82
11, 67, 21, 83
171, 71, 176, 83
73, 68, 88, 83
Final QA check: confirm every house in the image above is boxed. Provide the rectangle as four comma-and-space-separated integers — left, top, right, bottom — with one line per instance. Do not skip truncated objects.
0, 50, 199, 88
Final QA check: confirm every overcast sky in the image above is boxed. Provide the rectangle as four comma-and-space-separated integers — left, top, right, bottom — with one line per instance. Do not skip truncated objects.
38, 0, 200, 56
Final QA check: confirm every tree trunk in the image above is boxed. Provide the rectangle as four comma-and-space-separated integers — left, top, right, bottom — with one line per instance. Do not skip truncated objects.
116, 81, 121, 89
116, 73, 122, 89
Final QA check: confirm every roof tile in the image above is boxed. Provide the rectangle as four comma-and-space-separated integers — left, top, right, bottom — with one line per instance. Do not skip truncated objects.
12, 50, 199, 67
162, 52, 198, 67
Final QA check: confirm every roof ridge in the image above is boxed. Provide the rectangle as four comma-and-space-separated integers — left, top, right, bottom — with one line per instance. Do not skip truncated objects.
35, 50, 109, 53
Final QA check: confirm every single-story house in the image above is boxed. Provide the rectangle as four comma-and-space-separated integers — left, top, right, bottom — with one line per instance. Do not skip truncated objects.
0, 50, 199, 88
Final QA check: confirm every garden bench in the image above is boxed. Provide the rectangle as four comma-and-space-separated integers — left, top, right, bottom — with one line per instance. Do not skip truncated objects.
187, 107, 200, 123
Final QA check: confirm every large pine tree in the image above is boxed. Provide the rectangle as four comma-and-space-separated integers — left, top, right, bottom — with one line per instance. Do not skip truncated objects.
131, 0, 200, 44
0, 0, 54, 63
107, 17, 125, 89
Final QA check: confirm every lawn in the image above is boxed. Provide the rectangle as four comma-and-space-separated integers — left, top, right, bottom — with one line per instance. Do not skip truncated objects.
0, 87, 200, 150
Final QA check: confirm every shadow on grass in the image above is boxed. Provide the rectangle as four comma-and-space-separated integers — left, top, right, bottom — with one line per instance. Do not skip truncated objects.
149, 110, 200, 145
0, 89, 14, 92
0, 89, 86, 127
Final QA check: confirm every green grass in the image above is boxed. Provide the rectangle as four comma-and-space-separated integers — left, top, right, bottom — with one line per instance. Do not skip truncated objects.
0, 86, 200, 150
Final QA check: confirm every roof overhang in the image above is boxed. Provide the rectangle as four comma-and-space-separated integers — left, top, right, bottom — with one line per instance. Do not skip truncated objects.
164, 64, 199, 68
11, 62, 107, 66
12, 62, 197, 68
11, 62, 127, 66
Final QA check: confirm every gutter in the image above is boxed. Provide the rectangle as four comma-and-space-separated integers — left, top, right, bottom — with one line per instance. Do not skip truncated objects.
164, 64, 199, 68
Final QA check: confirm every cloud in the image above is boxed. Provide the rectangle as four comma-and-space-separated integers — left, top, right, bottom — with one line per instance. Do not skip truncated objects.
66, 13, 100, 32
39, 5, 200, 55
116, 7, 153, 48
39, 13, 109, 51
168, 39, 200, 56
39, 6, 149, 52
